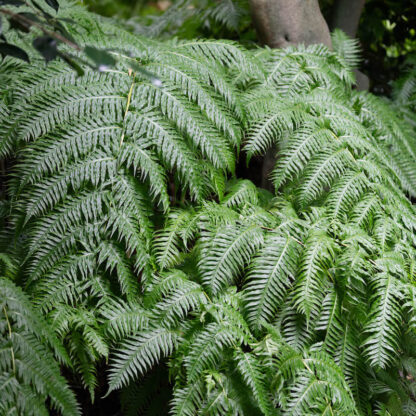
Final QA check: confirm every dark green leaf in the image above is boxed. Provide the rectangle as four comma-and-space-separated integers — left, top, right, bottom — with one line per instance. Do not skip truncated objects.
0, 42, 29, 62
58, 17, 76, 24
31, 0, 53, 19
0, 0, 24, 5
84, 46, 116, 69
33, 36, 57, 62
58, 51, 84, 76
53, 20, 76, 43
10, 12, 41, 33
45, 0, 59, 12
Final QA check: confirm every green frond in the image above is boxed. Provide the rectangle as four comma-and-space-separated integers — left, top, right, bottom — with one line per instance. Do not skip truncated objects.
16, 118, 120, 191
155, 47, 244, 119
235, 350, 275, 415
362, 272, 403, 369
244, 233, 301, 330
199, 223, 264, 295
118, 140, 170, 211
199, 370, 249, 416
126, 108, 208, 201
18, 82, 125, 144
2, 5, 416, 413
331, 29, 361, 69
222, 179, 259, 207
279, 349, 359, 415
100, 298, 150, 340
0, 278, 80, 416
170, 378, 205, 416
184, 322, 244, 382
133, 83, 236, 171
334, 322, 368, 412
23, 151, 117, 221
108, 327, 180, 392
66, 330, 98, 399
25, 189, 109, 261
144, 59, 243, 143
33, 256, 96, 312
154, 209, 196, 270
326, 170, 369, 221
296, 145, 354, 209
174, 39, 263, 79
293, 229, 336, 322
153, 280, 207, 327
270, 122, 335, 190
316, 291, 344, 354
97, 240, 140, 299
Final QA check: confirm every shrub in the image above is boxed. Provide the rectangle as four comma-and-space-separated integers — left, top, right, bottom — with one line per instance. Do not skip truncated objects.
2, 5, 416, 415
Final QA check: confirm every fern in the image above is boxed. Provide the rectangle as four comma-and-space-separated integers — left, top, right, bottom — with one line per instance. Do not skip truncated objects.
0, 278, 80, 416
2, 3, 416, 414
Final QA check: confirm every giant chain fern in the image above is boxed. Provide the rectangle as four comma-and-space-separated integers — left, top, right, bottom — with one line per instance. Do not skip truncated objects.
2, 4, 416, 415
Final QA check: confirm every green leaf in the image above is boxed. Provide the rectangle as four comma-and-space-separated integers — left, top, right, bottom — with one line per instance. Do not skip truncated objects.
84, 46, 116, 69
0, 42, 29, 62
45, 0, 59, 12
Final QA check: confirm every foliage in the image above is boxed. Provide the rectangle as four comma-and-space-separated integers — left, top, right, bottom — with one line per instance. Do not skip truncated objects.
0, 0, 147, 76
0, 276, 80, 416
82, 0, 253, 43
2, 3, 416, 415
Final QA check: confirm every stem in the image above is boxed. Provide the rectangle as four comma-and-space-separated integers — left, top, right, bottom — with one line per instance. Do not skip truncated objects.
289, 235, 305, 246
120, 72, 136, 146
0, 8, 81, 51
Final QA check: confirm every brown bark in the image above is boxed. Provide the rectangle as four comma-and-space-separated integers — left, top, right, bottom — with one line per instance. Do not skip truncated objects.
249, 0, 332, 49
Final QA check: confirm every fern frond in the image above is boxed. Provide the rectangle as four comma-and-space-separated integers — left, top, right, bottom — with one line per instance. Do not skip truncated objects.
362, 272, 403, 369
154, 209, 196, 270
0, 278, 80, 416
108, 327, 180, 391
222, 179, 259, 207
293, 229, 336, 322
185, 322, 244, 382
199, 223, 264, 295
235, 350, 275, 415
331, 29, 361, 69
100, 298, 150, 340
244, 233, 301, 330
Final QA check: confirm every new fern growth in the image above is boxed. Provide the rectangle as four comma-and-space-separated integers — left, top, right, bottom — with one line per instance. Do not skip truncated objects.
2, 4, 416, 415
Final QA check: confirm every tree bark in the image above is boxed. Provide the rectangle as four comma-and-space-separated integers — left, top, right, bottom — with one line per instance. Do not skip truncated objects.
330, 0, 368, 90
249, 0, 332, 49
250, 0, 332, 189
330, 0, 366, 38
249, 0, 368, 188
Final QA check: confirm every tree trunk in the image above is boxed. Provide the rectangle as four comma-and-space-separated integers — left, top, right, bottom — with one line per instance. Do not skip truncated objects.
330, 0, 366, 38
249, 0, 332, 49
250, 0, 332, 190
249, 0, 369, 189
330, 0, 368, 90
